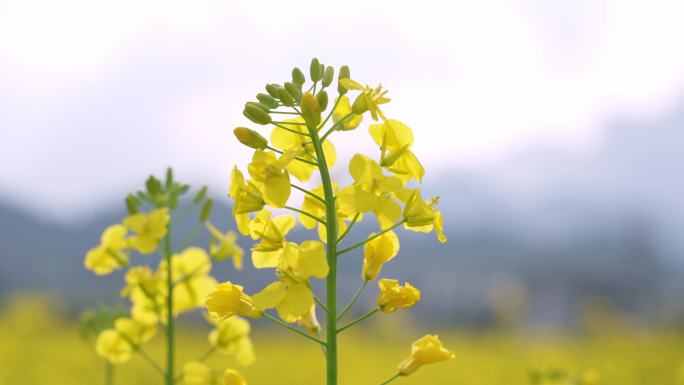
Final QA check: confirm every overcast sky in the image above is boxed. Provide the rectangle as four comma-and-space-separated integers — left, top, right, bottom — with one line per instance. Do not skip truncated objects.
2, 0, 684, 221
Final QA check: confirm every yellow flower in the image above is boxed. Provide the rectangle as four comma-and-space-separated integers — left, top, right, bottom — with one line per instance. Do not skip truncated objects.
369, 119, 425, 183
181, 361, 212, 385
160, 247, 217, 314
248, 210, 296, 268
84, 224, 129, 275
397, 335, 455, 376
207, 315, 255, 366
206, 222, 244, 270
252, 241, 328, 322
247, 149, 293, 207
362, 230, 400, 281
120, 266, 160, 297
377, 279, 420, 313
402, 189, 447, 243
95, 317, 156, 365
340, 78, 390, 121
223, 369, 247, 385
123, 208, 170, 254
332, 96, 363, 131
229, 167, 264, 235
95, 329, 132, 365
206, 282, 261, 320
299, 182, 353, 243
270, 117, 336, 182
337, 154, 402, 228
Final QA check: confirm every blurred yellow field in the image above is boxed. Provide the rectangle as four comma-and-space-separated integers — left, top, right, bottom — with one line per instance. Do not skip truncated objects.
1, 296, 682, 385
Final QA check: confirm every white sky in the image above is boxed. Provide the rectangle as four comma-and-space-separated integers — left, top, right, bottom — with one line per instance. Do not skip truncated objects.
2, 0, 684, 221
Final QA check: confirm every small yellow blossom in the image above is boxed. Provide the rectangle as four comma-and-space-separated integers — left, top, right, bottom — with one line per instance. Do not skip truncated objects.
402, 189, 446, 243
160, 247, 217, 314
206, 282, 261, 320
114, 317, 157, 345
369, 119, 425, 183
229, 167, 264, 235
123, 208, 170, 254
397, 335, 455, 376
223, 369, 247, 385
340, 78, 390, 121
377, 279, 421, 313
206, 222, 244, 269
363, 230, 400, 281
84, 224, 130, 275
270, 117, 336, 182
247, 150, 293, 208
332, 96, 363, 131
96, 329, 132, 365
181, 361, 212, 385
207, 315, 255, 366
248, 210, 296, 268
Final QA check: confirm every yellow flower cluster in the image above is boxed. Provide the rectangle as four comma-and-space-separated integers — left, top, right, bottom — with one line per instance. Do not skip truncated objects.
204, 58, 453, 384
84, 172, 249, 383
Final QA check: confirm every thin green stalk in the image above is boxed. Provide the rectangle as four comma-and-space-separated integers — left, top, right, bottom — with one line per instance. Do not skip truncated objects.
336, 213, 360, 245
320, 112, 355, 142
178, 222, 201, 249
105, 361, 114, 385
284, 205, 326, 225
270, 111, 299, 115
307, 114, 339, 385
337, 308, 379, 333
137, 348, 166, 378
314, 296, 332, 318
263, 313, 326, 345
266, 146, 318, 166
337, 220, 406, 255
272, 122, 310, 137
273, 121, 307, 125
198, 346, 216, 362
337, 280, 368, 321
292, 183, 326, 204
163, 233, 175, 385
318, 96, 342, 131
378, 373, 401, 385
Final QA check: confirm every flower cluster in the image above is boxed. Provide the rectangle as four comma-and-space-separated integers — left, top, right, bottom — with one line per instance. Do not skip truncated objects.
205, 58, 452, 385
84, 170, 249, 384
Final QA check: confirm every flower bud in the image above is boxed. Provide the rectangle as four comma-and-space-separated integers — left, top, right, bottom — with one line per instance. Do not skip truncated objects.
284, 82, 300, 99
377, 279, 420, 313
265, 83, 281, 98
338, 65, 350, 94
206, 282, 262, 320
310, 57, 321, 82
292, 67, 305, 85
243, 103, 271, 125
277, 87, 294, 107
233, 127, 268, 150
125, 194, 139, 214
316, 90, 329, 111
257, 93, 279, 109
200, 198, 213, 222
397, 335, 454, 376
300, 93, 321, 128
322, 66, 334, 87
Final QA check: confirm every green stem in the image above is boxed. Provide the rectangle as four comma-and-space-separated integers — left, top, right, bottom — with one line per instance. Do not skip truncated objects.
318, 95, 342, 131
337, 308, 379, 333
337, 280, 368, 321
178, 222, 201, 249
284, 205, 326, 225
378, 373, 401, 385
337, 220, 406, 255
263, 313, 326, 345
292, 183, 326, 204
266, 146, 318, 166
163, 233, 175, 385
272, 122, 310, 137
320, 112, 355, 142
336, 213, 360, 245
307, 114, 339, 385
105, 361, 114, 385
137, 348, 166, 378
198, 346, 216, 362
314, 296, 332, 318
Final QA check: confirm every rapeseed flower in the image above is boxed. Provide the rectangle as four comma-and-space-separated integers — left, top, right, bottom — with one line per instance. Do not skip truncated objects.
181, 361, 212, 385
206, 222, 244, 269
207, 315, 255, 366
397, 335, 454, 376
223, 369, 247, 385
270, 117, 336, 182
247, 150, 293, 208
229, 167, 264, 235
123, 208, 170, 254
248, 210, 296, 268
206, 282, 261, 320
402, 189, 447, 243
369, 119, 425, 183
332, 96, 363, 131
362, 230, 400, 281
84, 224, 130, 275
377, 279, 421, 313
160, 247, 217, 314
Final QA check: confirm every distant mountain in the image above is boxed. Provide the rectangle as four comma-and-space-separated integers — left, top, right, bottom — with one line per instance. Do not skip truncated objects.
1, 100, 684, 327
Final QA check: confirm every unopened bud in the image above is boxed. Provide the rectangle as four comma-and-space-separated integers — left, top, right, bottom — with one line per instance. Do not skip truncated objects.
257, 93, 279, 109
125, 194, 139, 214
284, 82, 300, 99
300, 93, 321, 128
265, 83, 282, 98
200, 198, 213, 222
322, 66, 334, 87
277, 87, 295, 107
292, 67, 305, 85
317, 90, 329, 111
310, 58, 321, 82
338, 65, 351, 94
243, 103, 271, 125
234, 127, 268, 149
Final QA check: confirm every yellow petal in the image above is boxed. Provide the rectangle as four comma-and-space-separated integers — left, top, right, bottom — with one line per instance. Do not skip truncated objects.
252, 281, 287, 310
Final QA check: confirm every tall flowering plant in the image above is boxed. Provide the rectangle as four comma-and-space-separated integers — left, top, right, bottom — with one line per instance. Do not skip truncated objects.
84, 171, 250, 385
206, 58, 453, 385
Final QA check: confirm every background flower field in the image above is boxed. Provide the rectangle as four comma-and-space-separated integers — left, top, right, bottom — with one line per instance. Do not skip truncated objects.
1, 296, 682, 385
